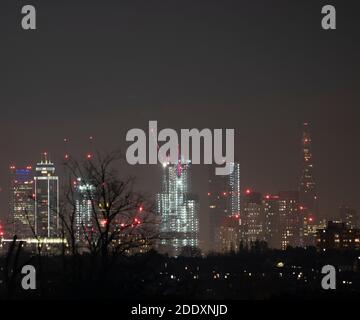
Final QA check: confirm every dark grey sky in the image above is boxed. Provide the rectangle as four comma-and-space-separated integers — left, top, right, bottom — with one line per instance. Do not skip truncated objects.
1, 0, 359, 244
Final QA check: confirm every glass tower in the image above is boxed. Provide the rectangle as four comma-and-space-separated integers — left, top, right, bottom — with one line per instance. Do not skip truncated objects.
34, 154, 59, 238
208, 162, 240, 251
10, 165, 34, 238
157, 160, 199, 255
74, 178, 95, 242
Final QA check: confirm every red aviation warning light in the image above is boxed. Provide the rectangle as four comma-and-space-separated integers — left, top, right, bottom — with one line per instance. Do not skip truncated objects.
100, 219, 108, 228
307, 215, 315, 223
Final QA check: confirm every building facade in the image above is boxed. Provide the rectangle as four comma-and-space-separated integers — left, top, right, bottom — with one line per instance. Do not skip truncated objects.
278, 191, 301, 249
34, 155, 59, 238
242, 190, 264, 244
157, 160, 199, 255
262, 194, 280, 248
299, 123, 319, 222
317, 221, 360, 250
208, 162, 240, 251
219, 215, 241, 254
339, 206, 358, 229
74, 178, 95, 242
10, 166, 34, 238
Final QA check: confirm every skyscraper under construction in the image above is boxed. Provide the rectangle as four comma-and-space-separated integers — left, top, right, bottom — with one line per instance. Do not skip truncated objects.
156, 160, 199, 255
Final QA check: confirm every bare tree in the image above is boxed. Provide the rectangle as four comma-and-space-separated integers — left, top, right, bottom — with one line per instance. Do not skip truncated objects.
61, 151, 159, 275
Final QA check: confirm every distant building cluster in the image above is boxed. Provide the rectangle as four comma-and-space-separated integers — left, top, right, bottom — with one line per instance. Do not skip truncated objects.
1, 123, 359, 256
316, 221, 360, 251
210, 123, 358, 254
8, 154, 59, 240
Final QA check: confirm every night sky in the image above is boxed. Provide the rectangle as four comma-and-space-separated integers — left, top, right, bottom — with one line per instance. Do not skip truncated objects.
1, 0, 359, 246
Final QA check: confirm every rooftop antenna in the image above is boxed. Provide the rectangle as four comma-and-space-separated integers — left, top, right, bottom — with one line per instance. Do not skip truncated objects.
42, 152, 48, 163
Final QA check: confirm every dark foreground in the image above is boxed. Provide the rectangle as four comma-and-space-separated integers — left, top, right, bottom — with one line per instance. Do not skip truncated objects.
1, 247, 360, 300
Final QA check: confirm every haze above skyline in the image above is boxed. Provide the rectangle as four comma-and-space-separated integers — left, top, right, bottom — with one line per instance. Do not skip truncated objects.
1, 0, 360, 236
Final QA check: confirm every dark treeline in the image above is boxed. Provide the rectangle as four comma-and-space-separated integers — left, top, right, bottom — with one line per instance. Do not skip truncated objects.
1, 246, 360, 300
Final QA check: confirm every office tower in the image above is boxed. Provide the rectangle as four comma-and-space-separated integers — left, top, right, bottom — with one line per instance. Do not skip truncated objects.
208, 162, 240, 251
219, 215, 241, 254
262, 194, 280, 248
156, 160, 199, 255
278, 191, 301, 249
229, 163, 241, 217
242, 190, 264, 244
34, 154, 59, 238
74, 178, 95, 242
299, 122, 319, 219
10, 165, 35, 238
339, 206, 358, 229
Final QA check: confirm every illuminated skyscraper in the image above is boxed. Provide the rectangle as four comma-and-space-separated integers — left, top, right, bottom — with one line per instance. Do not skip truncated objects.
157, 160, 199, 255
299, 122, 318, 218
262, 194, 280, 248
34, 154, 59, 238
242, 190, 264, 244
278, 191, 301, 249
10, 165, 34, 238
219, 215, 241, 254
208, 162, 240, 251
74, 178, 95, 242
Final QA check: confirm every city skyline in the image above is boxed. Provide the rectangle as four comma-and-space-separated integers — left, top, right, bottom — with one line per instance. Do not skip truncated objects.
1, 0, 360, 303
1, 1, 360, 227
1, 0, 359, 247
1, 122, 358, 254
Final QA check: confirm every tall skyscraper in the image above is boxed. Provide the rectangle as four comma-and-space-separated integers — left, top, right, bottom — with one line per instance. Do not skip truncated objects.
219, 215, 241, 254
208, 162, 240, 251
157, 160, 199, 255
10, 165, 34, 238
74, 178, 95, 242
242, 190, 264, 244
262, 194, 280, 248
278, 191, 301, 249
34, 154, 59, 238
299, 122, 319, 218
